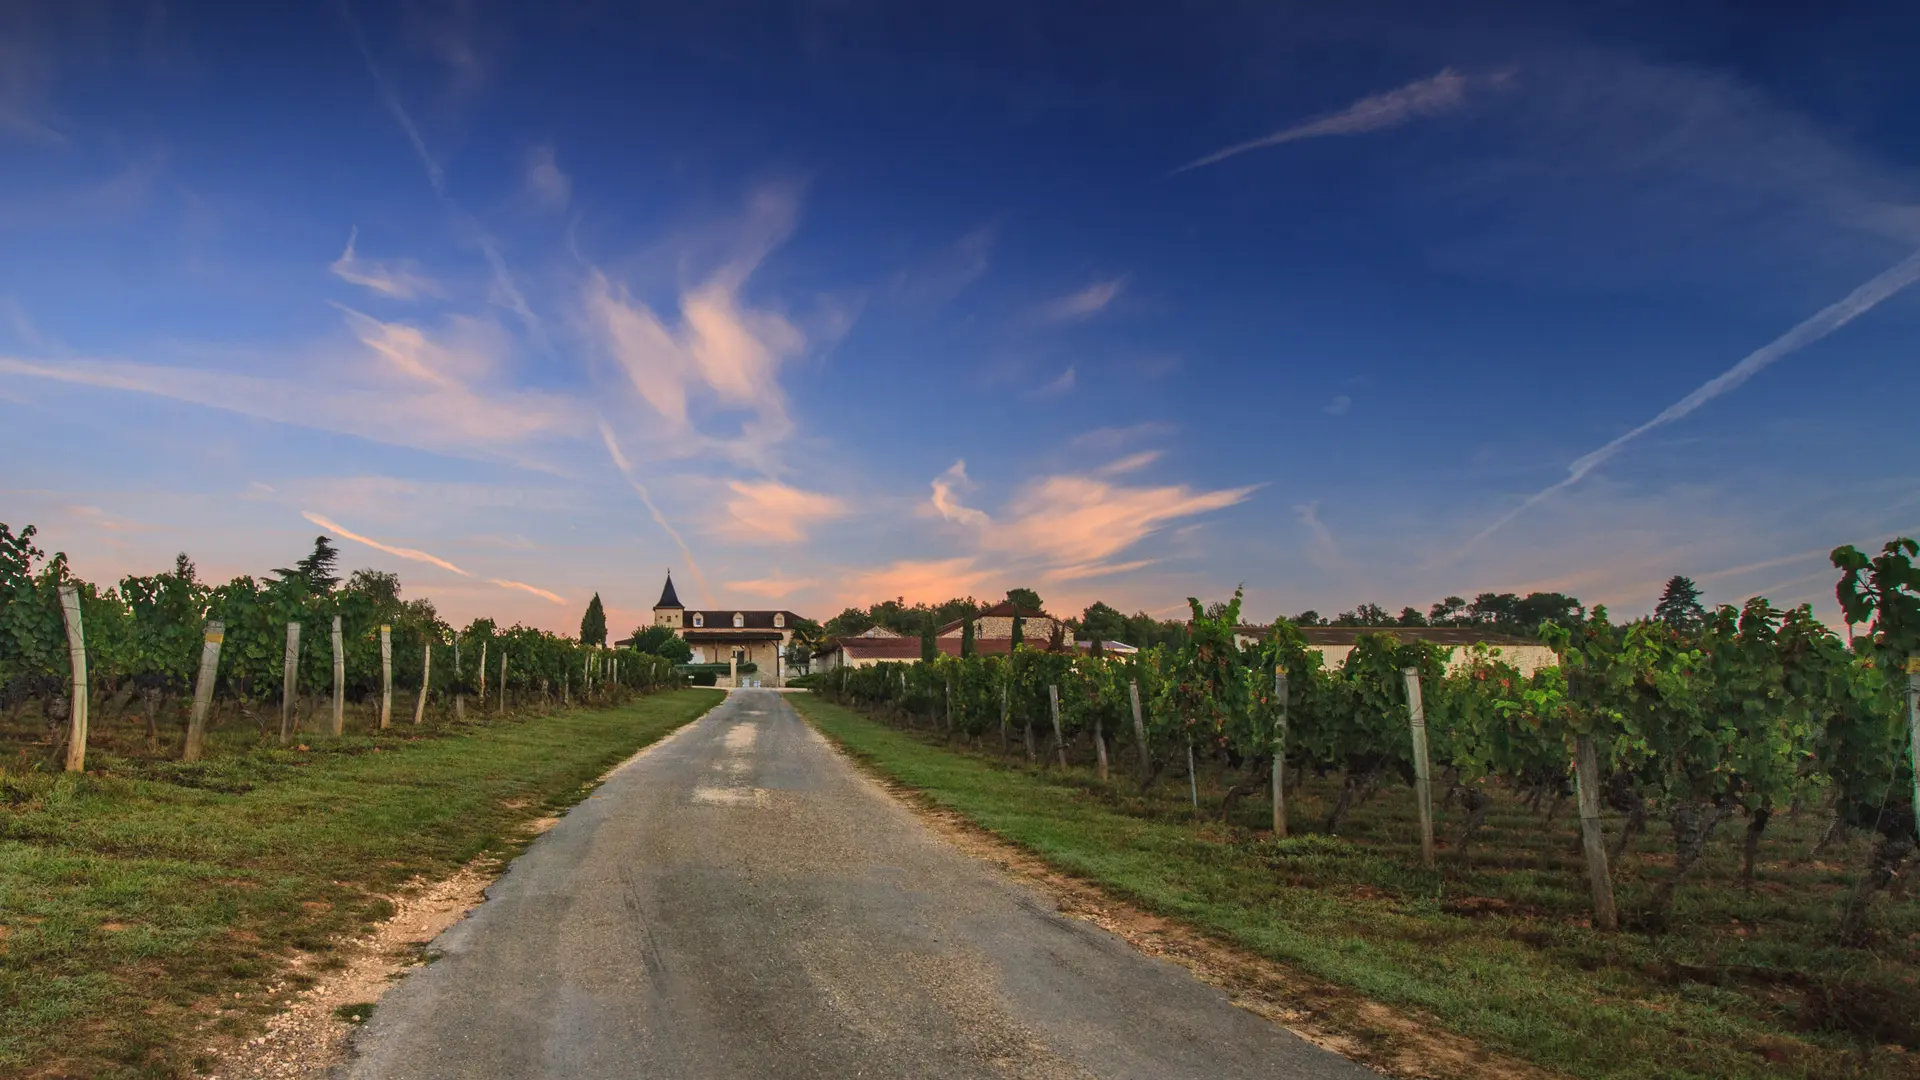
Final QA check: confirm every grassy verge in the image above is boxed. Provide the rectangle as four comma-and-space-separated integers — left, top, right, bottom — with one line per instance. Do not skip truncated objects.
0, 688, 722, 1079
792, 694, 1918, 1080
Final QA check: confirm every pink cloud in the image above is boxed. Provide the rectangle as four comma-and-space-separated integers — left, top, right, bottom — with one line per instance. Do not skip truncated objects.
715, 479, 846, 544
585, 186, 808, 464
834, 557, 997, 607
725, 575, 821, 599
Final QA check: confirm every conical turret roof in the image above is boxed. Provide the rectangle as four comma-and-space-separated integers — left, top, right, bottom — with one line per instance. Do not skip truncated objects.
655, 572, 683, 609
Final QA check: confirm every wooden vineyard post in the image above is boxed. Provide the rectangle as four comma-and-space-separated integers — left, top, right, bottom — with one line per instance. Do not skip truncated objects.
378, 625, 393, 729
498, 652, 507, 716
414, 644, 431, 725
999, 681, 1010, 756
1905, 658, 1919, 836
563, 671, 570, 706
1187, 738, 1199, 813
280, 622, 301, 745
453, 638, 465, 721
56, 585, 88, 773
1403, 667, 1434, 867
583, 651, 591, 694
330, 616, 345, 737
1129, 679, 1149, 777
1092, 698, 1110, 782
184, 621, 225, 762
1273, 668, 1289, 838
1572, 734, 1619, 931
1047, 684, 1067, 768
478, 640, 488, 712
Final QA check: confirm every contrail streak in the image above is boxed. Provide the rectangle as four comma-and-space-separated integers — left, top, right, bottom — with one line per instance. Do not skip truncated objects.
1466, 248, 1920, 551
303, 511, 470, 576
1174, 68, 1509, 174
597, 418, 713, 607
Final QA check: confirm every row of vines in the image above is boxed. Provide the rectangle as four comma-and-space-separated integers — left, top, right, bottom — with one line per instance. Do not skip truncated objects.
1, 523, 680, 766
817, 538, 1920, 945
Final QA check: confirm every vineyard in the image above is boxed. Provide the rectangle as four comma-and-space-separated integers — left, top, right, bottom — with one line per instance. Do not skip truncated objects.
0, 523, 678, 769
806, 539, 1920, 1075
817, 539, 1919, 941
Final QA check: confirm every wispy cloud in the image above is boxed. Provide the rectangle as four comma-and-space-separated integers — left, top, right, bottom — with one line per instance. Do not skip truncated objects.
1034, 365, 1077, 397
1293, 500, 1342, 570
928, 456, 1256, 582
342, 5, 544, 345
835, 557, 998, 607
0, 25, 66, 144
1070, 422, 1176, 454
596, 419, 712, 606
330, 227, 440, 300
1176, 68, 1513, 173
1466, 246, 1920, 550
487, 577, 566, 604
1036, 277, 1126, 323
523, 144, 570, 211
0, 321, 580, 465
725, 574, 820, 599
302, 510, 470, 576
929, 460, 990, 527
1095, 450, 1162, 476
893, 225, 996, 309
586, 187, 806, 465
714, 479, 846, 544
1322, 394, 1352, 417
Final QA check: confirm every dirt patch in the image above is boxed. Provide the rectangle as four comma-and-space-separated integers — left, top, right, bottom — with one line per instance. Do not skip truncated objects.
198, 863, 496, 1080
816, 729, 1563, 1080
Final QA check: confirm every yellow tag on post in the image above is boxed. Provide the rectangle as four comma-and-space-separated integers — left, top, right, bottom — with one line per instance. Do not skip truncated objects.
205, 632, 224, 644
1906, 656, 1920, 674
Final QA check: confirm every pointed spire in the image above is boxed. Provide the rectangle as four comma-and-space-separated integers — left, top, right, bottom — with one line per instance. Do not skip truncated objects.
655, 570, 683, 610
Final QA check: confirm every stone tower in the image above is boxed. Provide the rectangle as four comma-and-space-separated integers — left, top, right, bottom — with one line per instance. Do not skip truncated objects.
653, 572, 685, 630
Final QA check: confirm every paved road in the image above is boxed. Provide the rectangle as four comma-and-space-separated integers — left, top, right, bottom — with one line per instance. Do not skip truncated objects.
339, 690, 1375, 1079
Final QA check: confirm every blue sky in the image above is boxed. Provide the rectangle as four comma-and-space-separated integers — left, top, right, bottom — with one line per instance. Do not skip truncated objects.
4, 0, 1918, 635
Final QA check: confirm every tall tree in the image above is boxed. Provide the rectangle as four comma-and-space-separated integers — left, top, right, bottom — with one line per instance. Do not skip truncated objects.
343, 568, 403, 618
823, 607, 876, 637
1291, 609, 1326, 627
626, 625, 675, 654
1005, 587, 1044, 613
1654, 576, 1706, 634
1428, 596, 1467, 625
1080, 601, 1127, 646
1009, 611, 1025, 650
960, 609, 977, 657
1353, 603, 1392, 626
920, 620, 937, 663
273, 535, 340, 593
580, 592, 608, 646
1396, 606, 1428, 626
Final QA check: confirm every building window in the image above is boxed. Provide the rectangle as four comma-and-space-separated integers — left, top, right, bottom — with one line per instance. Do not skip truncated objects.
774, 613, 785, 628
692, 613, 704, 627
733, 612, 744, 627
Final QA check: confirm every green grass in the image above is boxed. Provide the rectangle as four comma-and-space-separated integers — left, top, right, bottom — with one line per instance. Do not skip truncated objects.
0, 688, 722, 1079
793, 694, 1920, 1080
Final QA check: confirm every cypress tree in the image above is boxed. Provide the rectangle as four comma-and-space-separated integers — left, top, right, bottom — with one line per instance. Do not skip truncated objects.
920, 620, 937, 663
960, 609, 976, 657
581, 593, 608, 647
1009, 612, 1024, 651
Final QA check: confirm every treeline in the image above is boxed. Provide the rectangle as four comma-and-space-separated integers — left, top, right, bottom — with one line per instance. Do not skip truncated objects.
824, 588, 1194, 650
814, 538, 1920, 945
1, 523, 676, 765
824, 586, 1604, 650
